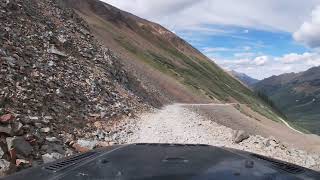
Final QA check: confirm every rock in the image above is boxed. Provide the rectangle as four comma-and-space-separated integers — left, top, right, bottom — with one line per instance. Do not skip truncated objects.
0, 147, 4, 158
76, 139, 97, 150
0, 124, 12, 135
58, 35, 67, 43
6, 137, 33, 157
97, 141, 110, 147
93, 121, 103, 129
232, 130, 250, 144
94, 130, 105, 140
0, 159, 10, 176
12, 122, 23, 135
29, 116, 39, 121
47, 45, 67, 57
0, 48, 6, 56
0, 114, 14, 124
100, 111, 107, 119
72, 139, 98, 153
45, 137, 60, 143
41, 143, 65, 154
42, 153, 64, 164
72, 143, 89, 153
2, 56, 16, 66
40, 127, 50, 133
16, 159, 30, 167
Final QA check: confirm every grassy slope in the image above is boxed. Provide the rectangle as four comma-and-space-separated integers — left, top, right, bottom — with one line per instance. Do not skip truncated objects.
267, 87, 320, 134
70, 0, 284, 123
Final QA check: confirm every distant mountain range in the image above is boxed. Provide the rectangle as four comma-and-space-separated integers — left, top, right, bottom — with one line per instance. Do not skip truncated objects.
254, 66, 320, 134
229, 70, 259, 87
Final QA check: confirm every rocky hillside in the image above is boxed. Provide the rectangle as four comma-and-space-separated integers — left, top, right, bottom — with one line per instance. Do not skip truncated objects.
228, 70, 259, 87
0, 0, 152, 176
254, 67, 320, 135
63, 0, 283, 122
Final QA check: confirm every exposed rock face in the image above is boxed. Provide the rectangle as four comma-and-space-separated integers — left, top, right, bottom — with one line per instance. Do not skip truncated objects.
0, 0, 150, 176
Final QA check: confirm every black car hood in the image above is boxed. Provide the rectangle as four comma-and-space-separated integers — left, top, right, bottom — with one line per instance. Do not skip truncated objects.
2, 143, 320, 180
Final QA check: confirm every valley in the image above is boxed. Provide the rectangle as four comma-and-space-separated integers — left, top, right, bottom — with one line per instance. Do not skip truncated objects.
254, 67, 320, 135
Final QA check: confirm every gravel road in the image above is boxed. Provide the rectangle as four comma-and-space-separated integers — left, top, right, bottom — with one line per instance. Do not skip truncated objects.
115, 104, 320, 170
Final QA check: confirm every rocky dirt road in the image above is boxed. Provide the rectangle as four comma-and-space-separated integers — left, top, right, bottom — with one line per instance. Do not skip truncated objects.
115, 104, 320, 171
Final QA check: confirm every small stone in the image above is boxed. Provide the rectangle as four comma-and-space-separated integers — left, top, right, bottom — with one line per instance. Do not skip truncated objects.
100, 111, 107, 119
45, 137, 60, 142
0, 124, 12, 135
108, 141, 116, 146
12, 122, 23, 134
42, 153, 64, 164
0, 159, 10, 176
0, 114, 14, 124
16, 159, 30, 167
0, 48, 6, 56
93, 121, 103, 129
40, 127, 50, 133
47, 45, 67, 57
232, 130, 250, 144
34, 123, 42, 128
44, 116, 53, 120
2, 56, 16, 66
29, 116, 39, 121
97, 141, 110, 147
58, 35, 67, 43
0, 147, 4, 158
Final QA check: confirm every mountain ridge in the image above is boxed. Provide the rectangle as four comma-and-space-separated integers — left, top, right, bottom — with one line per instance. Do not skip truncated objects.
63, 0, 284, 123
254, 66, 320, 134
228, 70, 259, 87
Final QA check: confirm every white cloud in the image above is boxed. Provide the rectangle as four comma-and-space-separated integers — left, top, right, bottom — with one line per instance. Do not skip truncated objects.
202, 47, 234, 53
215, 52, 320, 79
277, 52, 315, 64
102, 0, 318, 32
294, 6, 320, 48
234, 52, 255, 58
253, 56, 268, 66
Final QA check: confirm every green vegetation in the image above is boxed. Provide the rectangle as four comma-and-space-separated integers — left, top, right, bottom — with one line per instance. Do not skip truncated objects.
114, 35, 284, 122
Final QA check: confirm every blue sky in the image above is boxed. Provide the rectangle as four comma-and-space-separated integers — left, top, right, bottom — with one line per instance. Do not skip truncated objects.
102, 0, 320, 79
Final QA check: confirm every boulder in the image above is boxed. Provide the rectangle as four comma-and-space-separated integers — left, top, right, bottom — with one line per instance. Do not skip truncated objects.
42, 153, 64, 164
232, 130, 249, 144
0, 114, 14, 124
72, 139, 98, 153
0, 124, 12, 135
6, 137, 33, 157
76, 139, 98, 150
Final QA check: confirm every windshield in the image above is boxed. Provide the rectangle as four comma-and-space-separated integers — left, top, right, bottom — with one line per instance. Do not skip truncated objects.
0, 0, 319, 178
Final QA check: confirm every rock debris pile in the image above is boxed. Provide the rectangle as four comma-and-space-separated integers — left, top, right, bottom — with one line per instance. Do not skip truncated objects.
0, 0, 148, 176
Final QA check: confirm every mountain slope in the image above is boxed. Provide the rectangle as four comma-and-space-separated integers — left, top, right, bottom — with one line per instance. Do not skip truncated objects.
62, 0, 283, 122
255, 67, 320, 134
229, 70, 259, 87
0, 0, 152, 175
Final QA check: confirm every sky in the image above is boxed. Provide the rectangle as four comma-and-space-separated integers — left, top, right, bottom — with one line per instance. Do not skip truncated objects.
102, 0, 320, 79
